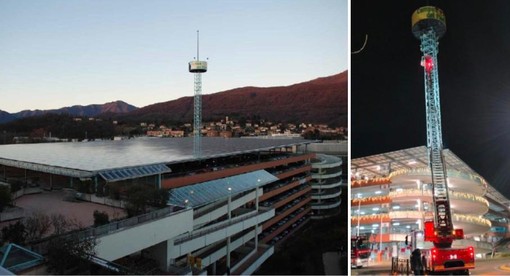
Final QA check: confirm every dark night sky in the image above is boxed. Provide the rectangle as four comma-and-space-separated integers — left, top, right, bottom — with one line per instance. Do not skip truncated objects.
352, 1, 510, 198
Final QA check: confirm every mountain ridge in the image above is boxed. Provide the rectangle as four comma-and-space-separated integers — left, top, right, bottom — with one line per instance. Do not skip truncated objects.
0, 101, 137, 123
1, 71, 347, 126
126, 71, 347, 126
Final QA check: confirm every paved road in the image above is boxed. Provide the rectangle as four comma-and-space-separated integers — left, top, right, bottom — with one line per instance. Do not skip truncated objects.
2, 190, 126, 230
351, 261, 392, 276
352, 257, 510, 275
322, 252, 342, 275
471, 257, 510, 275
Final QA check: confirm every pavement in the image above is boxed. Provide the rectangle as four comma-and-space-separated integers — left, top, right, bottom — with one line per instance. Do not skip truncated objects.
9, 189, 126, 228
322, 251, 342, 275
351, 260, 392, 275
352, 258, 510, 275
499, 262, 510, 272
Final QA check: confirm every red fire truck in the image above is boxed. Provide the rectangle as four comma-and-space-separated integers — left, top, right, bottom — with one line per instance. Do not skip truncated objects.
351, 236, 370, 268
407, 221, 474, 274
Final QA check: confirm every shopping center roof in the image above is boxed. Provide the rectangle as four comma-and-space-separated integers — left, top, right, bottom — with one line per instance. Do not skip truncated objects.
352, 145, 510, 211
0, 137, 309, 180
351, 146, 477, 178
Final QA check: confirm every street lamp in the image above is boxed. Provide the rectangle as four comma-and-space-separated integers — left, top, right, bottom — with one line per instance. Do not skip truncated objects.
356, 193, 362, 236
226, 186, 232, 275
379, 212, 383, 256
256, 179, 260, 212
227, 187, 232, 220
255, 179, 261, 250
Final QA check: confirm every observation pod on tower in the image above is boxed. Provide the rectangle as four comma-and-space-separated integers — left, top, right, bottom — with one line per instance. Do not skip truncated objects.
189, 60, 207, 73
411, 6, 446, 39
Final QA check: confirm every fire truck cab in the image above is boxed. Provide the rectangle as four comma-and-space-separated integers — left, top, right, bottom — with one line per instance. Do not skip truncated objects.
407, 221, 474, 275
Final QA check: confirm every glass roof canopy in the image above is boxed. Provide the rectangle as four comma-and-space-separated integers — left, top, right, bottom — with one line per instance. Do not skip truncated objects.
0, 137, 309, 181
0, 243, 44, 274
99, 164, 171, 182
169, 170, 278, 208
351, 146, 479, 179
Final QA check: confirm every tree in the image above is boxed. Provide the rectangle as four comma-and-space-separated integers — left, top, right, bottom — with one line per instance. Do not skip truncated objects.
23, 212, 51, 242
46, 231, 96, 274
149, 188, 169, 208
45, 213, 94, 274
0, 185, 11, 212
125, 185, 169, 217
51, 213, 80, 235
125, 185, 150, 217
1, 221, 26, 245
107, 182, 122, 200
93, 210, 109, 227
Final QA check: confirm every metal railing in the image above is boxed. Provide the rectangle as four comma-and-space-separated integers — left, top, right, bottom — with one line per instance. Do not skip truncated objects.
75, 206, 185, 239
389, 168, 488, 190
175, 209, 273, 244
391, 257, 410, 275
388, 189, 489, 208
29, 205, 187, 254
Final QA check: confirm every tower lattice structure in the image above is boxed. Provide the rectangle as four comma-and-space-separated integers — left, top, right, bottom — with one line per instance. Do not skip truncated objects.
412, 6, 454, 247
193, 72, 202, 157
189, 31, 207, 158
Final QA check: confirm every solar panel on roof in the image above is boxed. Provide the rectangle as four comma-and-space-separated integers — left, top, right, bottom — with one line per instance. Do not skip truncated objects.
0, 137, 308, 173
168, 170, 278, 208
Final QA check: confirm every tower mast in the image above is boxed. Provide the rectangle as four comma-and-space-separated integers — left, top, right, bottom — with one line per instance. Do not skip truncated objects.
412, 6, 454, 248
189, 30, 207, 158
406, 7, 475, 275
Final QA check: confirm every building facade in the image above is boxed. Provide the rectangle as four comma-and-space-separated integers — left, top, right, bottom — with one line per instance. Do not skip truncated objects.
0, 137, 324, 274
351, 146, 509, 259
310, 154, 343, 219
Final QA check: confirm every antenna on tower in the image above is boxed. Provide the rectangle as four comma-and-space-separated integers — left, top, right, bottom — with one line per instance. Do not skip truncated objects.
197, 30, 199, 61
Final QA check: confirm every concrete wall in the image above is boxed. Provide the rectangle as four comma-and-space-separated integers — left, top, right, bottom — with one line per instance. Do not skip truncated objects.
169, 209, 274, 259
162, 154, 315, 189
95, 208, 193, 261
199, 228, 258, 268
306, 141, 347, 156
241, 246, 274, 275
193, 189, 259, 228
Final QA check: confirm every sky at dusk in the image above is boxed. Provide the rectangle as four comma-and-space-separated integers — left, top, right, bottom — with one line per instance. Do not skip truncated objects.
0, 0, 348, 113
352, 0, 510, 198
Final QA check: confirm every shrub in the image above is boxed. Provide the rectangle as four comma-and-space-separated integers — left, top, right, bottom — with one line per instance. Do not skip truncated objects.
93, 210, 109, 227
0, 185, 11, 212
1, 221, 26, 245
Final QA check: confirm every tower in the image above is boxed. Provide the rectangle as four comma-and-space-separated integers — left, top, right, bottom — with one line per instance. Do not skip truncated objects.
189, 30, 207, 158
412, 6, 454, 247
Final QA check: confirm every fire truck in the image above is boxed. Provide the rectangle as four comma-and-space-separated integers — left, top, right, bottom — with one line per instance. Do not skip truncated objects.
407, 221, 474, 274
406, 5, 475, 275
351, 236, 370, 268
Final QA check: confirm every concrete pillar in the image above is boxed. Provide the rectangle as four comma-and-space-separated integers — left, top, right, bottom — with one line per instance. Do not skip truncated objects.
255, 225, 258, 250
145, 240, 171, 272
212, 261, 217, 275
